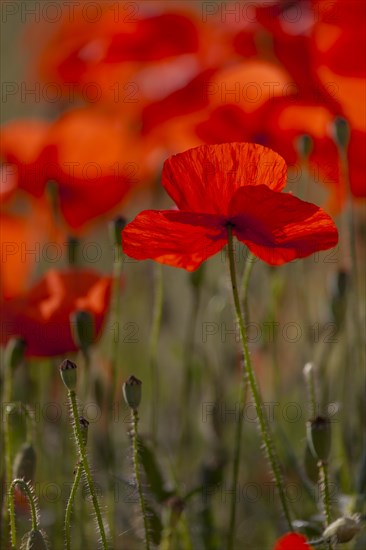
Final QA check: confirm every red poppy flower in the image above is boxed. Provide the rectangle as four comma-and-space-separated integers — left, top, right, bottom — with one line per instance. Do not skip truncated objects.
274, 532, 315, 550
122, 143, 338, 270
0, 119, 50, 197
0, 268, 112, 357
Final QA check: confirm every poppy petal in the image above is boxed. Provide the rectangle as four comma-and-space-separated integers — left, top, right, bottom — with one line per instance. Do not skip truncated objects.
273, 532, 315, 550
122, 210, 227, 271
162, 143, 288, 216
229, 185, 338, 265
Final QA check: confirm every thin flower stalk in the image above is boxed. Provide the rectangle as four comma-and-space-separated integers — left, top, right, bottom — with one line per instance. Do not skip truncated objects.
226, 224, 293, 533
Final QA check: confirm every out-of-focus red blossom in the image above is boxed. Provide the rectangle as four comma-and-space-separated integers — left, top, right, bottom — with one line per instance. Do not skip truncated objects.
33, 4, 216, 105
0, 269, 112, 357
1, 108, 148, 230
311, 0, 366, 131
0, 119, 50, 197
274, 532, 315, 550
122, 143, 338, 271
39, 108, 147, 229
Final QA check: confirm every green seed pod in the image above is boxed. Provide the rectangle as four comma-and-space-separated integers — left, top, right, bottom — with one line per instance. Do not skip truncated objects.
296, 134, 313, 159
109, 216, 127, 247
304, 442, 319, 484
70, 310, 94, 354
331, 117, 350, 149
59, 359, 77, 391
25, 530, 48, 550
5, 337, 26, 370
323, 515, 361, 543
122, 375, 142, 410
306, 416, 331, 461
13, 443, 36, 482
79, 416, 89, 447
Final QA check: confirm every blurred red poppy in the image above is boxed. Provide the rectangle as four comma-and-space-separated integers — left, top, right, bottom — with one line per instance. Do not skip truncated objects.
273, 532, 315, 550
122, 143, 338, 270
0, 119, 49, 197
1, 268, 112, 357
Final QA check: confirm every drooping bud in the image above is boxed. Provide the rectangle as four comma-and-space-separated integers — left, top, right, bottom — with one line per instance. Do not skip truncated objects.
70, 310, 95, 355
331, 117, 350, 150
13, 443, 36, 482
25, 529, 48, 550
323, 515, 362, 544
79, 416, 89, 447
5, 337, 26, 370
59, 359, 77, 391
296, 134, 313, 160
122, 375, 142, 410
306, 416, 331, 461
109, 216, 127, 247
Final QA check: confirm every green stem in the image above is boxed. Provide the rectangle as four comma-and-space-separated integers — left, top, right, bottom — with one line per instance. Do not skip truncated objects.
226, 225, 293, 533
228, 254, 255, 550
111, 244, 124, 394
3, 363, 15, 549
64, 462, 82, 550
8, 479, 39, 542
68, 390, 108, 550
318, 460, 332, 532
131, 409, 151, 550
149, 263, 163, 441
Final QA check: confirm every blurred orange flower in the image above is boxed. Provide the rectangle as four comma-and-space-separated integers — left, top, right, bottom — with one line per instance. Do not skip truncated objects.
1, 268, 112, 357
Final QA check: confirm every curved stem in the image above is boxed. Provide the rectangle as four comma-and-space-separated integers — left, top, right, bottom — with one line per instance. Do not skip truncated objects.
226, 226, 293, 534
8, 479, 39, 542
68, 390, 108, 550
64, 462, 82, 550
131, 409, 151, 550
149, 263, 163, 440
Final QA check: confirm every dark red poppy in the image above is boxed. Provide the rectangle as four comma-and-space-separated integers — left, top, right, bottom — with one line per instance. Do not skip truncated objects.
122, 143, 338, 270
273, 532, 315, 550
1, 268, 112, 357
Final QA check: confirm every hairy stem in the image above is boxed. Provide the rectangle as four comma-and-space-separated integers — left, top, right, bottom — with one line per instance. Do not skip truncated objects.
8, 479, 39, 544
68, 390, 108, 549
131, 409, 151, 550
226, 226, 293, 537
64, 462, 82, 550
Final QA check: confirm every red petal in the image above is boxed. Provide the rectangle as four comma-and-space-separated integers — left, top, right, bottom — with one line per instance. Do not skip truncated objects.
162, 143, 288, 216
229, 185, 338, 265
274, 532, 315, 550
122, 210, 227, 271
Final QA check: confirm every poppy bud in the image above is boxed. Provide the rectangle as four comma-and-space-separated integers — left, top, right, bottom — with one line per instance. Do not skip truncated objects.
25, 529, 48, 550
109, 216, 127, 247
323, 515, 361, 543
60, 359, 77, 391
331, 117, 350, 149
70, 310, 95, 354
306, 416, 331, 461
13, 442, 36, 482
79, 416, 89, 447
296, 134, 313, 159
122, 375, 142, 410
5, 337, 26, 370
